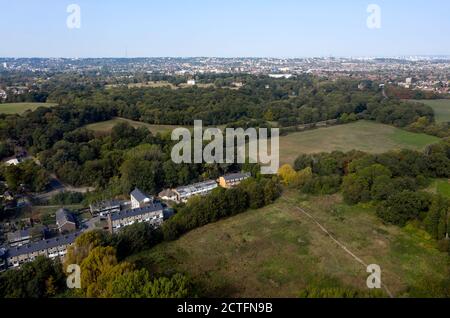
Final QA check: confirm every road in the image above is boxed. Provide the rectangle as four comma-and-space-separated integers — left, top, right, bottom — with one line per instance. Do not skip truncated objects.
34, 174, 95, 201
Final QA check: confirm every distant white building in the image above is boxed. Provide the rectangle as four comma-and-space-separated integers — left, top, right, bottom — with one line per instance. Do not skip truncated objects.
269, 74, 293, 79
5, 158, 21, 166
158, 189, 178, 202
187, 79, 196, 86
160, 180, 218, 203
130, 188, 153, 209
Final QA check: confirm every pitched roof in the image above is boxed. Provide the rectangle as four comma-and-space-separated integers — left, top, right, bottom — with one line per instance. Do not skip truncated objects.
6, 232, 82, 258
56, 208, 76, 227
158, 189, 176, 197
90, 200, 122, 211
222, 172, 251, 181
175, 180, 217, 197
110, 203, 163, 221
7, 229, 30, 243
130, 188, 151, 202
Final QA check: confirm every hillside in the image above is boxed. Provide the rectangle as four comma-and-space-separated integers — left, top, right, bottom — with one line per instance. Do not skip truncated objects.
128, 191, 450, 298
279, 121, 440, 164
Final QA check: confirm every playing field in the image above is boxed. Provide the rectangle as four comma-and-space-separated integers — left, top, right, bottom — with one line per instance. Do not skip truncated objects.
128, 191, 449, 297
85, 117, 184, 135
278, 121, 440, 164
416, 99, 450, 123
0, 102, 58, 115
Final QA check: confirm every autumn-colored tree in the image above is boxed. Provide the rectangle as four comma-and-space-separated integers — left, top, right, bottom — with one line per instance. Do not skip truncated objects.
277, 164, 300, 187
64, 230, 108, 269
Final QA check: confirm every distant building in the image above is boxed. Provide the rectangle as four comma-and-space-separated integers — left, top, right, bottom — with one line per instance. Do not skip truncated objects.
158, 189, 178, 202
56, 208, 77, 234
218, 172, 251, 189
107, 203, 164, 233
130, 188, 153, 209
5, 158, 21, 166
90, 200, 122, 216
7, 229, 31, 247
173, 180, 218, 203
5, 232, 81, 268
269, 74, 293, 79
187, 79, 196, 86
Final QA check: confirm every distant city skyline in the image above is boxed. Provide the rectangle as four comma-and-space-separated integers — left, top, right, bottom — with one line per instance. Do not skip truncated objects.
1, 0, 449, 58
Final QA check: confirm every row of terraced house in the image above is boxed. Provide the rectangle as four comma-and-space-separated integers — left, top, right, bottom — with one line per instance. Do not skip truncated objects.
0, 173, 251, 270
0, 188, 164, 270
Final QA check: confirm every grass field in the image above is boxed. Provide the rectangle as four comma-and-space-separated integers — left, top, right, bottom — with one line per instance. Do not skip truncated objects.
426, 179, 450, 199
128, 191, 449, 297
278, 121, 440, 164
0, 102, 58, 114
415, 100, 450, 123
85, 117, 185, 135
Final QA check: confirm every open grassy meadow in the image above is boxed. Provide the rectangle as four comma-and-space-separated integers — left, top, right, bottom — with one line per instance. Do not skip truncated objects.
85, 117, 185, 135
426, 179, 450, 199
278, 121, 440, 164
416, 100, 450, 123
128, 191, 449, 298
0, 102, 58, 115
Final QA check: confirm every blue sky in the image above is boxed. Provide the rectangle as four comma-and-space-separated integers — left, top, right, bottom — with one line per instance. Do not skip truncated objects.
0, 0, 448, 57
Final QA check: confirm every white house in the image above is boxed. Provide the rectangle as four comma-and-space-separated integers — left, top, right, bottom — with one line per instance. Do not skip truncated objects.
130, 188, 153, 209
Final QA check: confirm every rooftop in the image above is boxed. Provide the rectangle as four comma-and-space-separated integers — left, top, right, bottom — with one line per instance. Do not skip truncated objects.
222, 172, 251, 181
110, 203, 163, 221
56, 208, 76, 227
90, 200, 122, 210
130, 188, 151, 202
6, 232, 82, 258
7, 229, 30, 243
175, 180, 217, 196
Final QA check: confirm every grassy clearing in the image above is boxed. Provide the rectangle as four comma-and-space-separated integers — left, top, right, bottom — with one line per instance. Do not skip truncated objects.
0, 102, 58, 115
415, 100, 450, 123
278, 121, 440, 164
425, 179, 450, 199
85, 117, 185, 135
128, 191, 449, 298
